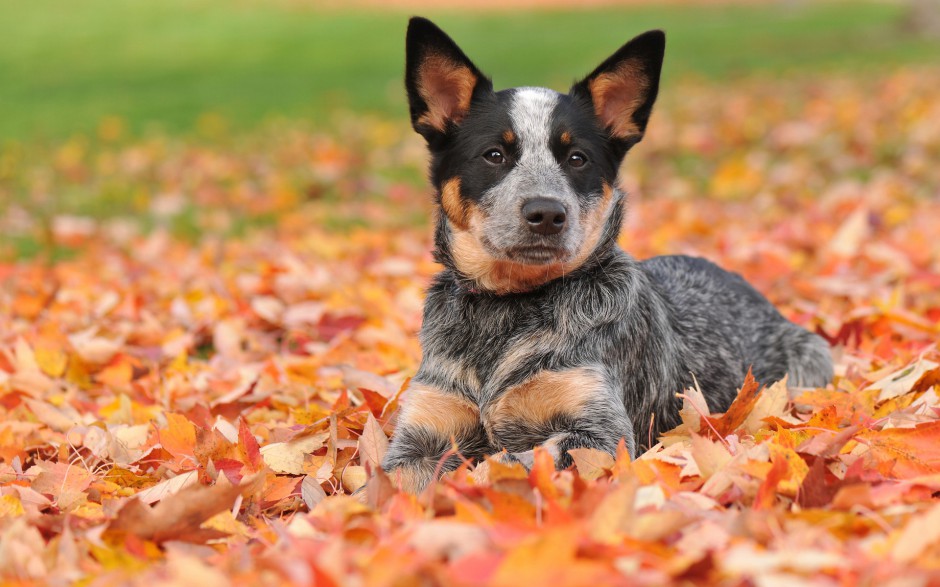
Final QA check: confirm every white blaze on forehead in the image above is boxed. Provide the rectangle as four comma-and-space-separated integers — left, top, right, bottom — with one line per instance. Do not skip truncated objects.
479, 86, 583, 257
509, 87, 561, 169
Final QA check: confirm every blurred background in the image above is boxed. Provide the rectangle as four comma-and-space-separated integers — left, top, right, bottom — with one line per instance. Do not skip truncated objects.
1, 0, 939, 260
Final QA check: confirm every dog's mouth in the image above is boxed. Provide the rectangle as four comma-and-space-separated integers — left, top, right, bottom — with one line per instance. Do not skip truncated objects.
505, 245, 567, 265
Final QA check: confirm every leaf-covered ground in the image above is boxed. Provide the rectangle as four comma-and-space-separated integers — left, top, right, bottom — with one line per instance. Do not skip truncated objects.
2, 69, 940, 585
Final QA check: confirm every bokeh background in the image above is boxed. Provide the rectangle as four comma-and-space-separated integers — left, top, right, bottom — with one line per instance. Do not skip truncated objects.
3, 3, 940, 583
2, 0, 939, 260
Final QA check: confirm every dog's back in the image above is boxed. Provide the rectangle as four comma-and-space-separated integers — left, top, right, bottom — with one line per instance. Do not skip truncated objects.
640, 255, 833, 412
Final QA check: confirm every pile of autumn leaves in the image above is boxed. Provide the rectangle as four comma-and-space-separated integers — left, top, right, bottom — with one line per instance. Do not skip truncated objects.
1, 68, 940, 585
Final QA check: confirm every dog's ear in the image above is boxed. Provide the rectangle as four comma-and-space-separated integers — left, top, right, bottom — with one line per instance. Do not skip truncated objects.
406, 17, 491, 142
571, 30, 665, 149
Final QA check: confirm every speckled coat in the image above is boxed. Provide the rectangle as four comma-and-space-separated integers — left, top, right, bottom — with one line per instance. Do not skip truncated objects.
381, 18, 832, 492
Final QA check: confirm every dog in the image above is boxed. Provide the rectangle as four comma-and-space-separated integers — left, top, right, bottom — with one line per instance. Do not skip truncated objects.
381, 17, 833, 493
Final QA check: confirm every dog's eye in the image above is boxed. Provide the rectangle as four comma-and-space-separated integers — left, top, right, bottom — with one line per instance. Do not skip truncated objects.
568, 152, 587, 168
483, 149, 505, 165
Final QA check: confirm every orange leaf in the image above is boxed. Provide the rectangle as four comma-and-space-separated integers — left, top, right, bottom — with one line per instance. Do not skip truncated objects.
860, 420, 940, 479
96, 355, 135, 388
912, 368, 940, 395
753, 453, 788, 510
528, 446, 558, 499
706, 370, 762, 438
491, 527, 610, 587
160, 413, 197, 470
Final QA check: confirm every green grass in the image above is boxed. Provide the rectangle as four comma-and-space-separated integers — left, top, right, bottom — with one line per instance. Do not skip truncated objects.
1, 0, 938, 140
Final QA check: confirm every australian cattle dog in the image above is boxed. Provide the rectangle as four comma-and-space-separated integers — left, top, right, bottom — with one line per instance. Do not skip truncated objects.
382, 17, 833, 492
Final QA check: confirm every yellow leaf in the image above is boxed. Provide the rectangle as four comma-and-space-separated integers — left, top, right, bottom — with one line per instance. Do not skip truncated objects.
34, 346, 67, 378
892, 503, 940, 563
341, 466, 367, 493
0, 495, 25, 518
743, 377, 791, 434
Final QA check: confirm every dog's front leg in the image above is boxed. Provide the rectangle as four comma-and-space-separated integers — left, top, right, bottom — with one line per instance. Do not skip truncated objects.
381, 381, 489, 493
486, 365, 635, 470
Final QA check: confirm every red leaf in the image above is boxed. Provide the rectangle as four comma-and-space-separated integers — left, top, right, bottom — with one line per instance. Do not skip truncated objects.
238, 418, 262, 470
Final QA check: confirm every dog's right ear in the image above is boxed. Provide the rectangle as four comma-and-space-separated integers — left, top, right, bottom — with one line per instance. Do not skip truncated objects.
406, 17, 490, 142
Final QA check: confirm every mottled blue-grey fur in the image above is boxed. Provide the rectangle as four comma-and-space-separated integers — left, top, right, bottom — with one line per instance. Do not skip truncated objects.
382, 17, 833, 492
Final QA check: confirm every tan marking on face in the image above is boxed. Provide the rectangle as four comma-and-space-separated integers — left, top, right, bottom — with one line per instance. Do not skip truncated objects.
587, 61, 648, 140
451, 230, 567, 294
486, 367, 606, 430
502, 129, 516, 144
568, 180, 616, 263
399, 382, 480, 439
415, 55, 478, 132
449, 183, 617, 294
440, 178, 471, 230
560, 131, 571, 145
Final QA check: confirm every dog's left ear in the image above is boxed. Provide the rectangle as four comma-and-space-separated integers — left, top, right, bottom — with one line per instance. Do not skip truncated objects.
571, 30, 665, 148
405, 17, 491, 143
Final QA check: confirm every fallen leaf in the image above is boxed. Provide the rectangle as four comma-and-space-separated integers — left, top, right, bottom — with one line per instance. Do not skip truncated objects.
260, 432, 329, 475
108, 473, 263, 544
300, 475, 327, 510
568, 447, 614, 481
706, 370, 762, 438
135, 471, 199, 505
892, 502, 940, 563
358, 413, 388, 473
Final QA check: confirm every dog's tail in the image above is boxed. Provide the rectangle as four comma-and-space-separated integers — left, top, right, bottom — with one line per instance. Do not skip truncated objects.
785, 328, 834, 388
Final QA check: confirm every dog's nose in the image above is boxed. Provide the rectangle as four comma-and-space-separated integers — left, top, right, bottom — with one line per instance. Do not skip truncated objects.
521, 198, 567, 235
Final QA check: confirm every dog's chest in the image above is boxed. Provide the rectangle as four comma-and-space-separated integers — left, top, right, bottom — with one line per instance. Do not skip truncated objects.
421, 291, 549, 390
420, 280, 619, 401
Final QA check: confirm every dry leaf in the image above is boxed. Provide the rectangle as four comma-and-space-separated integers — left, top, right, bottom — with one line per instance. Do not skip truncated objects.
135, 471, 199, 505
358, 413, 388, 472
108, 473, 263, 543
300, 475, 327, 510
260, 432, 329, 475
568, 447, 614, 480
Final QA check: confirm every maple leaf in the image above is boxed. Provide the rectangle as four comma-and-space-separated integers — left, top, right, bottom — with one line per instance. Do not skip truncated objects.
860, 420, 940, 478
237, 418, 262, 470
704, 370, 762, 438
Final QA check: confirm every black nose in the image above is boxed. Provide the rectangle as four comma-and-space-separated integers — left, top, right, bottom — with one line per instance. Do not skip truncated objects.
521, 198, 567, 235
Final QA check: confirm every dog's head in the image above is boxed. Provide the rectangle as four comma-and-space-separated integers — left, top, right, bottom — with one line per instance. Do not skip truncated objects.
405, 17, 665, 294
